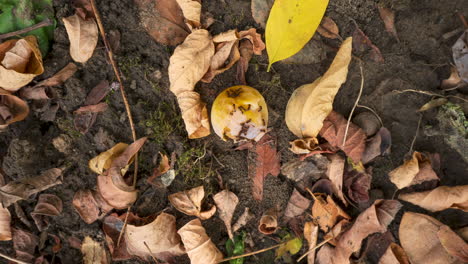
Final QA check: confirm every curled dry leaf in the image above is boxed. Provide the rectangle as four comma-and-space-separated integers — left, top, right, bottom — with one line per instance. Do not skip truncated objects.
324, 219, 350, 246
285, 38, 352, 141
452, 29, 468, 82
304, 221, 319, 264
232, 207, 254, 233
379, 243, 410, 264
0, 168, 62, 207
237, 39, 254, 84
73, 0, 94, 19
168, 29, 214, 138
178, 218, 223, 264
0, 88, 29, 129
35, 62, 78, 88
0, 204, 11, 241
284, 189, 311, 219
0, 36, 44, 92
399, 185, 468, 212
378, 7, 399, 41
353, 22, 384, 63
81, 236, 110, 264
319, 111, 367, 163
389, 151, 439, 189
258, 207, 279, 235
317, 16, 340, 39
418, 98, 448, 112
168, 185, 216, 220
73, 189, 112, 224
213, 190, 239, 239
362, 127, 392, 164
147, 152, 176, 188
12, 228, 38, 263
63, 13, 98, 63
31, 194, 63, 231
135, 0, 190, 46
441, 66, 463, 90
89, 143, 129, 174
399, 212, 467, 264
74, 80, 111, 134
311, 194, 350, 232
175, 0, 201, 29
343, 166, 372, 204
326, 154, 347, 205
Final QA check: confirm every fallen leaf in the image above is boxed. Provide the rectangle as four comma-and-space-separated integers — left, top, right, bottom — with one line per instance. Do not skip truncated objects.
0, 88, 29, 129
343, 166, 372, 204
326, 154, 347, 205
84, 80, 111, 105
441, 66, 464, 90
452, 29, 468, 82
248, 133, 280, 200
0, 168, 62, 207
213, 190, 239, 239
276, 234, 302, 259
311, 194, 350, 232
323, 219, 350, 246
0, 204, 11, 241
285, 38, 352, 141
317, 200, 402, 264
418, 98, 448, 112
378, 243, 410, 264
31, 194, 63, 231
168, 185, 216, 220
73, 189, 112, 224
34, 62, 78, 88
258, 207, 279, 235
74, 80, 111, 134
353, 22, 384, 63
232, 207, 254, 233
147, 152, 176, 188
319, 111, 367, 163
399, 212, 467, 264
168, 29, 214, 138
175, 0, 201, 28
89, 143, 129, 174
81, 236, 110, 264
0, 36, 44, 92
125, 212, 185, 260
63, 13, 98, 63
362, 127, 392, 164
12, 228, 38, 263
378, 7, 399, 41
135, 0, 190, 46
360, 231, 395, 264
73, 0, 94, 19
438, 225, 468, 262
74, 102, 108, 114
389, 151, 439, 189
226, 232, 246, 264
317, 16, 340, 39
237, 39, 253, 85
284, 189, 311, 219
251, 0, 274, 28
304, 221, 319, 264
281, 154, 329, 186
399, 185, 468, 212
14, 203, 32, 228
265, 0, 329, 69
178, 218, 224, 264
102, 214, 132, 260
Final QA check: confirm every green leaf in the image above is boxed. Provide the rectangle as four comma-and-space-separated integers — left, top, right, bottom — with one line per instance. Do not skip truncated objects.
265, 0, 329, 71
226, 232, 246, 264
0, 0, 56, 55
275, 234, 303, 259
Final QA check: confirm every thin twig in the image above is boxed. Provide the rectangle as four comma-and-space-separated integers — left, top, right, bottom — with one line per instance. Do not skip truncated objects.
393, 89, 468, 103
0, 19, 53, 41
297, 237, 334, 262
0, 252, 30, 264
458, 12, 468, 29
356, 105, 383, 128
217, 239, 294, 263
343, 61, 365, 147
408, 113, 423, 155
144, 241, 160, 264
116, 207, 131, 247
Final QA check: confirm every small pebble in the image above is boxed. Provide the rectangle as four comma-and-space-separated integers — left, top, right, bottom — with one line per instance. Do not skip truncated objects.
130, 80, 137, 90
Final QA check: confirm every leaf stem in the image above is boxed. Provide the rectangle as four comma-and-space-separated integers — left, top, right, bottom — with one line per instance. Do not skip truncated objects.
0, 252, 30, 264
296, 237, 333, 262
342, 61, 364, 148
0, 19, 53, 41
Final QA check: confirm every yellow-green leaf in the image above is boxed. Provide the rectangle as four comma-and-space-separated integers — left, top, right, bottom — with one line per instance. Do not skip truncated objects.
276, 236, 302, 259
265, 0, 329, 70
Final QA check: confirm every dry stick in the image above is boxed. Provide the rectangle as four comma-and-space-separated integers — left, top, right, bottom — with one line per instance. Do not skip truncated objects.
217, 239, 294, 263
144, 241, 160, 264
0, 19, 53, 41
393, 89, 468, 103
408, 113, 423, 155
0, 252, 30, 264
296, 237, 334, 262
89, 0, 139, 247
342, 61, 365, 147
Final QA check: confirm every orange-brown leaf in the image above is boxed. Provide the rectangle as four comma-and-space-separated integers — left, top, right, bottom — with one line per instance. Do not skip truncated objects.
258, 207, 279, 235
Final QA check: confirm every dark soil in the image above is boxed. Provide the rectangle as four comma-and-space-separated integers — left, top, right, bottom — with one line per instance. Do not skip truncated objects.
1, 0, 468, 263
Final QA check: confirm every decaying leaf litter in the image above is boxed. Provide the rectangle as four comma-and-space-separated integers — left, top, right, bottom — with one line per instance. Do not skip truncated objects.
0, 0, 468, 263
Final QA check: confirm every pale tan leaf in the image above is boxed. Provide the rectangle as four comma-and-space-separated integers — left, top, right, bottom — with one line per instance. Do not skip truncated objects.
0, 36, 44, 92
389, 151, 439, 189
168, 185, 216, 220
178, 218, 223, 264
31, 194, 63, 231
418, 98, 448, 112
168, 29, 214, 138
81, 236, 110, 264
326, 154, 347, 205
89, 143, 129, 174
63, 13, 98, 63
323, 219, 350, 246
438, 225, 468, 262
232, 207, 254, 233
176, 0, 201, 28
379, 243, 410, 264
213, 190, 239, 239
441, 66, 463, 90
304, 221, 319, 264
284, 189, 311, 219
317, 16, 340, 39
34, 62, 78, 88
0, 88, 29, 129
285, 37, 352, 139
0, 204, 11, 241
258, 207, 278, 235
289, 137, 320, 154
312, 195, 350, 232
399, 185, 468, 212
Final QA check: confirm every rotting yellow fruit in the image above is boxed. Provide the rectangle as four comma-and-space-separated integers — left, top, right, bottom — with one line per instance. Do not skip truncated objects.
211, 85, 268, 142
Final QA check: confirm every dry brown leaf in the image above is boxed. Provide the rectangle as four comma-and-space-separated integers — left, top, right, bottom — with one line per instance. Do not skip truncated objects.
74, 81, 111, 134
343, 166, 372, 204
63, 13, 98, 63
73, 0, 94, 19
281, 154, 329, 188
418, 98, 448, 112
399, 212, 466, 264
323, 219, 350, 246
441, 66, 463, 90
12, 228, 38, 262
399, 185, 468, 212
74, 102, 108, 114
438, 225, 468, 262
237, 39, 253, 85
258, 207, 279, 235
232, 207, 254, 233
289, 137, 320, 154
379, 243, 410, 264
31, 194, 63, 231
353, 23, 384, 63
147, 152, 176, 188
34, 62, 78, 88
0, 204, 11, 241
248, 133, 281, 201
317, 200, 402, 264
362, 127, 392, 164
81, 236, 110, 264
311, 194, 350, 232
168, 29, 214, 138
326, 154, 347, 205
125, 212, 185, 260
178, 218, 223, 264
213, 190, 239, 239
73, 189, 112, 224
0, 168, 62, 207
317, 16, 340, 39
0, 88, 29, 129
135, 0, 190, 46
285, 37, 352, 140
102, 214, 132, 261
389, 151, 439, 189
0, 36, 44, 92
175, 0, 201, 28
89, 143, 129, 174
378, 7, 399, 41
168, 185, 216, 220
304, 221, 319, 264
284, 189, 311, 219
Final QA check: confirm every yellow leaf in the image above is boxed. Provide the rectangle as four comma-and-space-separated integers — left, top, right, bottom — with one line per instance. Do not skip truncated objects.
276, 235, 302, 259
285, 37, 352, 139
266, 0, 329, 70
62, 13, 98, 63
88, 143, 129, 174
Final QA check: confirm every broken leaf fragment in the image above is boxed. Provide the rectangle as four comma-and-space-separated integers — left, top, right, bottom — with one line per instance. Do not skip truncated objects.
0, 204, 11, 241
73, 189, 112, 224
62, 13, 98, 63
168, 185, 216, 220
0, 36, 44, 92
89, 143, 129, 174
389, 151, 439, 189
31, 193, 63, 231
317, 16, 340, 39
311, 194, 350, 232
81, 236, 110, 264
399, 185, 468, 212
276, 234, 302, 259
0, 88, 29, 129
304, 221, 319, 264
